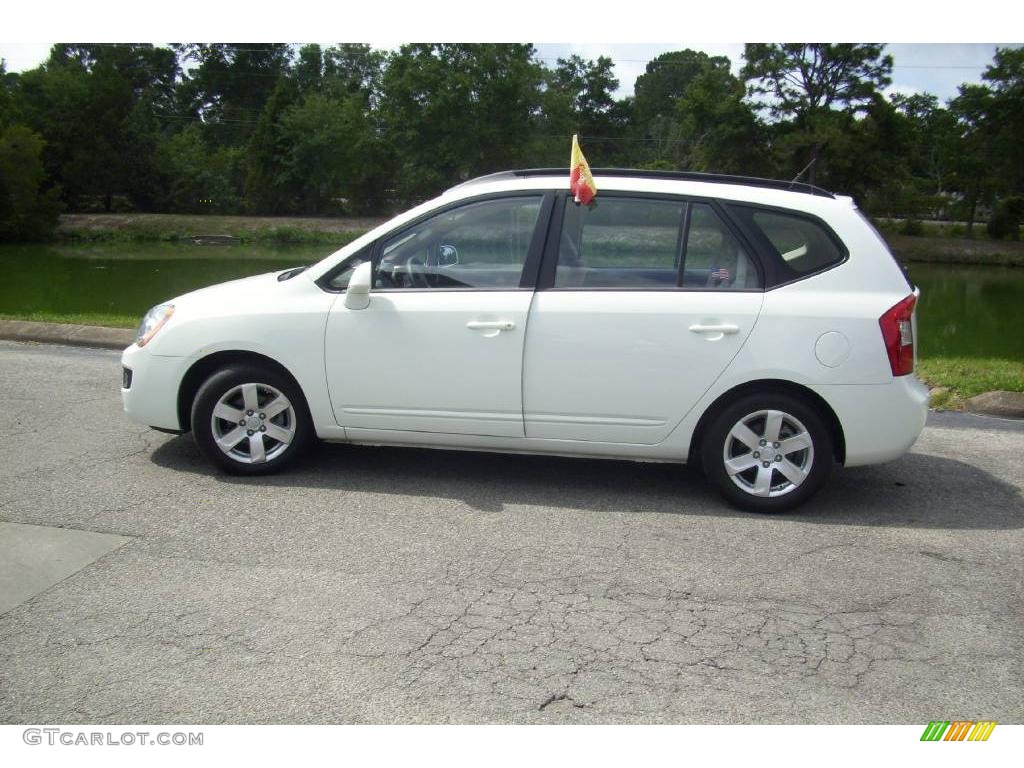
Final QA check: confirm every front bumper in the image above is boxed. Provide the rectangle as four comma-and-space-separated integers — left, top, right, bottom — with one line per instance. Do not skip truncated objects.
121, 344, 188, 432
817, 374, 930, 467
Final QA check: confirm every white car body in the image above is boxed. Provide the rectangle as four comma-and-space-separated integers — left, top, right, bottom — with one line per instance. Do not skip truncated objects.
121, 170, 929, 510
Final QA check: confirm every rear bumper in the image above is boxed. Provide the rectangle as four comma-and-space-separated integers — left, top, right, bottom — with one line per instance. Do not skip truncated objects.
816, 375, 929, 467
121, 344, 187, 431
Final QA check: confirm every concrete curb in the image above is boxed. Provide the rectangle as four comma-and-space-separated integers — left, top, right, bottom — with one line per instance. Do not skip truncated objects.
964, 390, 1024, 420
0, 320, 135, 350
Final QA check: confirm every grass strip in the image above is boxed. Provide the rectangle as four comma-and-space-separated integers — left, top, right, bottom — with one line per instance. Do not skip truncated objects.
58, 226, 364, 247
0, 312, 138, 329
917, 356, 1024, 409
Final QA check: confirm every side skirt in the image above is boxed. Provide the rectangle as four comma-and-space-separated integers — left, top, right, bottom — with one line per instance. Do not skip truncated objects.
325, 427, 687, 464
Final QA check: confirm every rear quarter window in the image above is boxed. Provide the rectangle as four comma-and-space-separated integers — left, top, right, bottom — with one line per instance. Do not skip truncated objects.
727, 205, 847, 286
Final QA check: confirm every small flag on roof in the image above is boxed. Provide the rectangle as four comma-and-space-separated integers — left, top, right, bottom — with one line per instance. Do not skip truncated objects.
569, 134, 596, 205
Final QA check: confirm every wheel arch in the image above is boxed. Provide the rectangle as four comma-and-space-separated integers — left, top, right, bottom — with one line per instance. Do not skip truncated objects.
688, 379, 846, 466
177, 350, 310, 432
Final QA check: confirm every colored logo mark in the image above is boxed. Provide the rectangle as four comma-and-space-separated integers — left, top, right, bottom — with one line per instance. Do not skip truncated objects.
920, 721, 996, 741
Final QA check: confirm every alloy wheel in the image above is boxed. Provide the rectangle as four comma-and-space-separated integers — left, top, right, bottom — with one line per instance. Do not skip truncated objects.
209, 382, 296, 464
722, 409, 814, 498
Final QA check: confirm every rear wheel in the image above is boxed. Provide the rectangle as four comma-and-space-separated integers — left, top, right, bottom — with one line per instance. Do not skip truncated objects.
701, 392, 834, 513
191, 363, 312, 475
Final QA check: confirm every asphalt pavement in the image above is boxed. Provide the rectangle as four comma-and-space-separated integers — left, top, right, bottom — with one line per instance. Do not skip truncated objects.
0, 339, 1021, 723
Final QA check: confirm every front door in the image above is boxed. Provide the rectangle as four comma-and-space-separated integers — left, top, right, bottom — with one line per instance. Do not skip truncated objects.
325, 194, 548, 437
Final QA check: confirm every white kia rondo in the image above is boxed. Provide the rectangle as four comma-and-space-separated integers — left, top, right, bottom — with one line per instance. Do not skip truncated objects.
121, 169, 929, 512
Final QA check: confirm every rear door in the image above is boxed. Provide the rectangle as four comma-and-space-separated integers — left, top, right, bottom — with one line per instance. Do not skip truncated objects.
523, 194, 764, 444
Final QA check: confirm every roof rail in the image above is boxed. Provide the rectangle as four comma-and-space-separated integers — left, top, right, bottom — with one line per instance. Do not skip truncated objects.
450, 168, 836, 198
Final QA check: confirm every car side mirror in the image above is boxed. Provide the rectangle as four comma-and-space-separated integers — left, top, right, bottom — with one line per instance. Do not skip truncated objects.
344, 261, 373, 310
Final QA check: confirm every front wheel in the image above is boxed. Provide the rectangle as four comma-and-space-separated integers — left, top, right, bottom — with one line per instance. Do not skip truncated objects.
701, 392, 834, 513
191, 363, 313, 475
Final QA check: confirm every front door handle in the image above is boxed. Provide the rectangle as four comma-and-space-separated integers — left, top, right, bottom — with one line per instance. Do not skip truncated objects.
689, 323, 740, 335
467, 320, 515, 332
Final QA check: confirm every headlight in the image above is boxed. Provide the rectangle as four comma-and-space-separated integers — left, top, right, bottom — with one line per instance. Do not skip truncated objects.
136, 304, 175, 347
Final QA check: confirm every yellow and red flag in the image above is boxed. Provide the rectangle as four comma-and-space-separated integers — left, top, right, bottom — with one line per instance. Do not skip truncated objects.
569, 134, 597, 205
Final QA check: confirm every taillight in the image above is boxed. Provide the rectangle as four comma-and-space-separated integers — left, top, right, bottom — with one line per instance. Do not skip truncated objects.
879, 294, 916, 376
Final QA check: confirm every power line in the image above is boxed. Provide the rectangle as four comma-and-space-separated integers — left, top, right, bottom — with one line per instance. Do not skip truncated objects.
892, 64, 991, 70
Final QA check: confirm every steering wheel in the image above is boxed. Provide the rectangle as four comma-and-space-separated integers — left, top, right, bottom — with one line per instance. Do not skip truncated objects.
404, 255, 431, 289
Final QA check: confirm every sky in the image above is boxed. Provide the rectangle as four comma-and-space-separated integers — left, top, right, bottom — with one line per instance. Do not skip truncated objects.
3, 0, 1020, 104
533, 43, 1009, 102
0, 42, 1011, 104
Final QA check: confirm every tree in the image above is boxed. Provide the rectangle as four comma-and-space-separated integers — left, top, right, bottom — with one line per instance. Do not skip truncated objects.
292, 44, 325, 94
0, 42, 1012, 226
533, 54, 625, 165
242, 78, 301, 214
0, 60, 19, 128
890, 93, 959, 197
979, 47, 1024, 195
0, 125, 63, 240
627, 50, 744, 170
948, 84, 1001, 236
277, 92, 383, 214
154, 124, 244, 213
821, 95, 914, 212
380, 44, 542, 201
174, 43, 292, 147
14, 44, 179, 211
549, 55, 619, 133
935, 48, 1024, 235
323, 44, 387, 104
742, 44, 893, 184
633, 50, 731, 128
675, 63, 768, 175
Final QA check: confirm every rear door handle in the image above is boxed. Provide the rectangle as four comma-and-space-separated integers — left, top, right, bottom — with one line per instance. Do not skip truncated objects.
466, 320, 515, 331
689, 324, 740, 335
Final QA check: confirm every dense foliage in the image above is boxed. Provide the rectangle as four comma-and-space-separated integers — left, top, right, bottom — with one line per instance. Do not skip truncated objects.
0, 43, 1021, 239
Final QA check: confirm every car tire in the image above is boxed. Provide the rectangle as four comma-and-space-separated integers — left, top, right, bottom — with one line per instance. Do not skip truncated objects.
701, 392, 834, 513
191, 363, 313, 476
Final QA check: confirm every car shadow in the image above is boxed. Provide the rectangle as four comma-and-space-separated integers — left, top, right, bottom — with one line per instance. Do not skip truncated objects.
149, 436, 1023, 530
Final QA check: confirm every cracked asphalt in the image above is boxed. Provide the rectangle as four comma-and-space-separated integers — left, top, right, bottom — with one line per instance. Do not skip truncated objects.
0, 340, 1022, 723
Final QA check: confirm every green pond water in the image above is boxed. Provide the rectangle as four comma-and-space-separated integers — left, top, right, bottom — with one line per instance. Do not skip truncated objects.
906, 262, 1024, 360
0, 242, 329, 324
0, 243, 1021, 361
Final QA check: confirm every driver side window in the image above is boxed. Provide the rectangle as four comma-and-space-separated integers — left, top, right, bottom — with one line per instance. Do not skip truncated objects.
374, 196, 542, 290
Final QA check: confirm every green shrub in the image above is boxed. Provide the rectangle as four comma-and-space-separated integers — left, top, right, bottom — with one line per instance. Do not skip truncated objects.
899, 218, 925, 236
987, 196, 1024, 241
248, 227, 357, 246
987, 210, 1018, 240
0, 125, 64, 241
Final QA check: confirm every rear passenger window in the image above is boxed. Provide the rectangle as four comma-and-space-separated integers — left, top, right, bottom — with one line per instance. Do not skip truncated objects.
682, 204, 761, 289
553, 196, 763, 290
555, 197, 684, 288
742, 208, 845, 277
